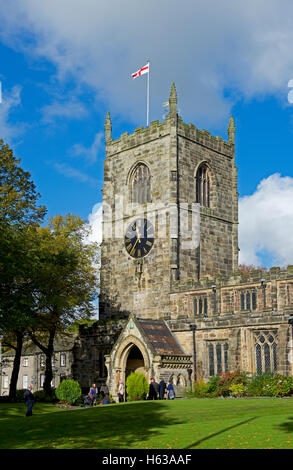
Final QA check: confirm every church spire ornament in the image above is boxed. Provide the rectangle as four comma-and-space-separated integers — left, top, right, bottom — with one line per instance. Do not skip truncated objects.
168, 82, 178, 116
228, 115, 236, 145
104, 111, 112, 142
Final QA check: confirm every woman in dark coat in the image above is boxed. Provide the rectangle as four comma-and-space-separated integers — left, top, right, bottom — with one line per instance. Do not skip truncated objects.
159, 379, 166, 400
24, 386, 34, 416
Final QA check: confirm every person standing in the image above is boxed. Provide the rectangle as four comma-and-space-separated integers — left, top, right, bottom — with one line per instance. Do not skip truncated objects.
89, 383, 97, 406
159, 379, 166, 400
167, 380, 175, 400
118, 381, 124, 403
24, 386, 34, 417
148, 378, 159, 400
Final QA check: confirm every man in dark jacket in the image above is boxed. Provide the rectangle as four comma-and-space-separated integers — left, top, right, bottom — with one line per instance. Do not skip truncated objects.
148, 378, 159, 400
159, 379, 166, 400
24, 386, 34, 417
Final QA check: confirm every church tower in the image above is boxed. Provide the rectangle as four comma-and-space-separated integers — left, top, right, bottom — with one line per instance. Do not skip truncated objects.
99, 84, 238, 320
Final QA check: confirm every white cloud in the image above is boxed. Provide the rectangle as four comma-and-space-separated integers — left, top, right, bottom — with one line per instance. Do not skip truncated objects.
71, 132, 103, 164
41, 97, 88, 123
1, 1, 293, 127
52, 161, 99, 187
0, 85, 24, 142
239, 173, 293, 267
87, 202, 103, 245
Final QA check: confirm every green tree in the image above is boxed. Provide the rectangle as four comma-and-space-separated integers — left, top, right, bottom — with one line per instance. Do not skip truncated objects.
27, 215, 99, 395
0, 139, 46, 228
126, 372, 149, 401
56, 379, 82, 405
0, 140, 46, 398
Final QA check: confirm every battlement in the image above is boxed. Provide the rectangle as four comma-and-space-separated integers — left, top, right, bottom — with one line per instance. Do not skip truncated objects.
177, 118, 234, 157
105, 118, 172, 156
171, 265, 293, 293
106, 114, 234, 158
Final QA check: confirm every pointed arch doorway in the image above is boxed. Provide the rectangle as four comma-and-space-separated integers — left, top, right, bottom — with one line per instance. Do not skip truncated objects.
125, 344, 145, 379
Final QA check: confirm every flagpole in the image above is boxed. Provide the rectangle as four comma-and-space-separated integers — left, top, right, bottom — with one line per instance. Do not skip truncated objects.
146, 60, 150, 127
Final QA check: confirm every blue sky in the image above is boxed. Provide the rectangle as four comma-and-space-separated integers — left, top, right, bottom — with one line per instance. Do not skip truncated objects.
1, 0, 293, 268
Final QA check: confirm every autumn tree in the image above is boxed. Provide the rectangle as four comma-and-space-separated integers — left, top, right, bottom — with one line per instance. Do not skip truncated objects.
27, 215, 99, 395
0, 139, 46, 398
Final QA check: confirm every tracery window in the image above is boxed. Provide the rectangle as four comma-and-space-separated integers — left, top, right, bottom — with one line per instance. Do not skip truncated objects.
254, 330, 278, 374
207, 342, 229, 376
131, 163, 151, 204
196, 163, 211, 207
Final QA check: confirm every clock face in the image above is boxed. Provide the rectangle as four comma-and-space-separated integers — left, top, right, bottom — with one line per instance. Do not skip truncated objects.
124, 218, 155, 258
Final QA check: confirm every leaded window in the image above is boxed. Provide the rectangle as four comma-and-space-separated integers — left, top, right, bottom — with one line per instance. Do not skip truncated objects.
131, 163, 151, 204
196, 163, 211, 207
207, 342, 229, 376
208, 344, 214, 376
240, 290, 257, 311
254, 330, 278, 374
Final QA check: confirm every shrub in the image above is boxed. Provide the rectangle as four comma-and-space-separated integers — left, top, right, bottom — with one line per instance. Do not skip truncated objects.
185, 379, 210, 398
15, 389, 28, 402
0, 396, 12, 403
265, 375, 293, 397
247, 374, 293, 398
229, 383, 246, 397
246, 373, 273, 397
126, 372, 149, 401
33, 389, 57, 403
214, 371, 248, 397
206, 375, 221, 396
56, 379, 82, 405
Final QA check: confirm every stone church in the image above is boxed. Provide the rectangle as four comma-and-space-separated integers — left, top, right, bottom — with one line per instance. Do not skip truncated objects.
2, 83, 293, 399
96, 83, 293, 399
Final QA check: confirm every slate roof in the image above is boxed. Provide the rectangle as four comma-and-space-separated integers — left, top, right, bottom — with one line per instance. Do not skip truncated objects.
137, 318, 185, 356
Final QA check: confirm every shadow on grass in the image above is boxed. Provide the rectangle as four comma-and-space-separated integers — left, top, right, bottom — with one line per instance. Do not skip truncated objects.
277, 417, 293, 434
0, 401, 184, 449
0, 403, 59, 421
183, 417, 257, 449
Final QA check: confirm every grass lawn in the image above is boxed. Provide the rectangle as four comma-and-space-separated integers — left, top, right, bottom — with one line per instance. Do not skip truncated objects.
0, 398, 292, 449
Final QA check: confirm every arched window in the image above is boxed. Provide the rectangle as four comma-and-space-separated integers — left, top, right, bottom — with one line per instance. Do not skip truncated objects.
131, 163, 151, 204
254, 330, 278, 374
196, 163, 211, 207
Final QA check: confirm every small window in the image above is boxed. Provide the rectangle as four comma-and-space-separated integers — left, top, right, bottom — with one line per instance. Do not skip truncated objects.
208, 344, 215, 376
3, 376, 8, 389
193, 298, 197, 316
204, 297, 208, 317
246, 292, 251, 310
199, 298, 202, 315
40, 355, 45, 367
240, 290, 257, 311
51, 355, 56, 367
23, 358, 28, 367
23, 375, 28, 389
194, 295, 208, 317
240, 292, 245, 310
60, 353, 66, 367
252, 291, 257, 311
